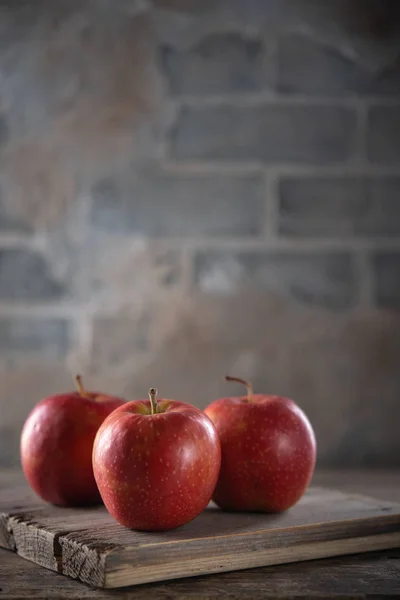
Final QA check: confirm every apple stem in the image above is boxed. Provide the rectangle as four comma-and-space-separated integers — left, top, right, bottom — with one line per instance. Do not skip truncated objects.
225, 375, 253, 403
74, 374, 88, 398
148, 388, 158, 415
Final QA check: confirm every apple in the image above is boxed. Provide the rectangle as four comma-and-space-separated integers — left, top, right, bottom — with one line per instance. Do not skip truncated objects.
93, 388, 221, 531
20, 375, 125, 506
204, 376, 316, 513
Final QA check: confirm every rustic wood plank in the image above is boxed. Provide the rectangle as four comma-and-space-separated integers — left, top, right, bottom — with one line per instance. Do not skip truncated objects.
2, 546, 400, 599
2, 473, 400, 589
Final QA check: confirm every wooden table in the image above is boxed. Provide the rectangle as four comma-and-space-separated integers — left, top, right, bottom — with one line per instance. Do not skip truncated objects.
1, 469, 400, 599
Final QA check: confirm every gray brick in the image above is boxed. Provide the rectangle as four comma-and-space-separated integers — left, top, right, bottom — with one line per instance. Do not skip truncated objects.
0, 6, 160, 149
171, 105, 357, 163
161, 33, 272, 95
0, 318, 71, 357
91, 171, 264, 236
194, 250, 356, 310
277, 35, 400, 96
372, 252, 400, 309
0, 249, 66, 300
279, 177, 400, 237
367, 106, 400, 164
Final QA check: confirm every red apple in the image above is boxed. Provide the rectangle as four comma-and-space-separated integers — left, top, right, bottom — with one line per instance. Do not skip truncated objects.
93, 388, 221, 531
204, 376, 316, 513
20, 375, 125, 506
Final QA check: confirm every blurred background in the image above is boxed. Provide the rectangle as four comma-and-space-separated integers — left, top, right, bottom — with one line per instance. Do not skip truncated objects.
0, 0, 399, 468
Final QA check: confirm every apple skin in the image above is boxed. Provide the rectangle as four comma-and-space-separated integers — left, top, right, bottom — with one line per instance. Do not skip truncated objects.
92, 397, 221, 531
204, 392, 316, 513
20, 384, 125, 506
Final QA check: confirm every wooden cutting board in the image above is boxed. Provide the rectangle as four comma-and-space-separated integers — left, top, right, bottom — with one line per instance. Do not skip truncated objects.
1, 482, 400, 589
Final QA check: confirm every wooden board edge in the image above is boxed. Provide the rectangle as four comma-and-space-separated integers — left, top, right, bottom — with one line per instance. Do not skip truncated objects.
58, 535, 110, 587
2, 513, 62, 573
103, 531, 400, 589
0, 513, 16, 551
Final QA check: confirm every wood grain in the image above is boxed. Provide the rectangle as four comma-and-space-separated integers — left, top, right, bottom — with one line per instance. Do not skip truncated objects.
2, 546, 400, 599
1, 476, 400, 589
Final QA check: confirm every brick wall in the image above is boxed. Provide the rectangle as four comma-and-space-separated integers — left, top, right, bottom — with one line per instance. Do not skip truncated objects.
1, 0, 400, 467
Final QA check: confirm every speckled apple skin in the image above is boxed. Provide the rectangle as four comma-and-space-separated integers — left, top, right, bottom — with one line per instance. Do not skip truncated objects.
20, 392, 125, 506
204, 394, 316, 512
93, 399, 221, 531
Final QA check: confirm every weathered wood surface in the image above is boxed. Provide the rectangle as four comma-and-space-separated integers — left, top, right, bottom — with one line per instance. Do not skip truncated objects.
1, 470, 400, 590
2, 546, 400, 599
1, 469, 400, 599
